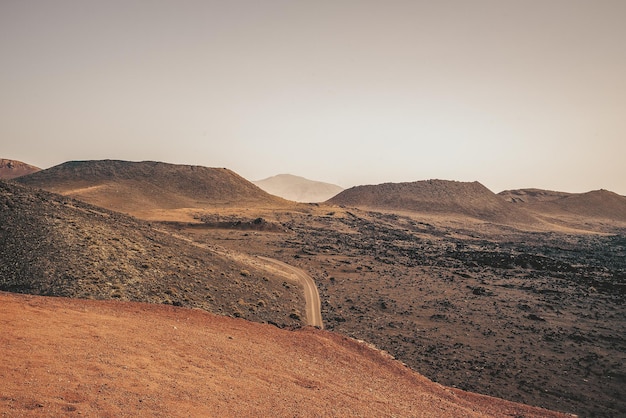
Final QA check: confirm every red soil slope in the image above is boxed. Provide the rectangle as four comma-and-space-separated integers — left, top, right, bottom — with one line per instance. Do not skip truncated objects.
0, 292, 568, 417
0, 159, 40, 179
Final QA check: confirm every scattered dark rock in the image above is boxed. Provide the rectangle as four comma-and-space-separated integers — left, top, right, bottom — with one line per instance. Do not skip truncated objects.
0, 180, 304, 328
255, 207, 626, 417
470, 286, 494, 296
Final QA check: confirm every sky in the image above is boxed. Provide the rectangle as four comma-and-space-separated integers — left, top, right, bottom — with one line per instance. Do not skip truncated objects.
1, 0, 625, 194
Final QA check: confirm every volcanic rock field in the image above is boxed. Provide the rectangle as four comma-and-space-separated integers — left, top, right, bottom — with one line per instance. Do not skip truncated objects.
191, 208, 626, 417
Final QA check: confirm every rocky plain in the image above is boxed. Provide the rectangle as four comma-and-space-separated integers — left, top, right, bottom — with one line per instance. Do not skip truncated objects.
181, 203, 626, 416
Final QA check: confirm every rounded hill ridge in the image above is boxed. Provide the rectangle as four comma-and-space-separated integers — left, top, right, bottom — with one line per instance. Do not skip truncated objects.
328, 179, 535, 223
499, 188, 626, 223
16, 159, 288, 214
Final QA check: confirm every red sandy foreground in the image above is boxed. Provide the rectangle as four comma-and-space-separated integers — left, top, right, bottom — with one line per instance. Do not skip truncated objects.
0, 292, 569, 417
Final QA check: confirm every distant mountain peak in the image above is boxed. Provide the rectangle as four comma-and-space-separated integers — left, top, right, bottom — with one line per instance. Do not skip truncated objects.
253, 173, 343, 203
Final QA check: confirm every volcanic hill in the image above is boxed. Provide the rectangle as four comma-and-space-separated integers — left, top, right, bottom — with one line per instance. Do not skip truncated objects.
0, 158, 40, 179
15, 160, 290, 218
328, 179, 536, 224
253, 173, 344, 202
0, 180, 304, 327
500, 188, 626, 226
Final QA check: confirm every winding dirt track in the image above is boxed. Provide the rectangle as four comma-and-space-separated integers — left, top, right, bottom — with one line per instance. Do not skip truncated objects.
256, 256, 323, 329
203, 247, 323, 328
217, 251, 324, 328
158, 228, 323, 328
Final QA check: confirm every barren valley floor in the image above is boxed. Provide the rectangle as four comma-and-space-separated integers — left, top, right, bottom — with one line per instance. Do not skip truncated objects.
177, 208, 626, 417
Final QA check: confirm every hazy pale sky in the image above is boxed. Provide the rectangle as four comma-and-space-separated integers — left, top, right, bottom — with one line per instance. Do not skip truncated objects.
1, 0, 625, 194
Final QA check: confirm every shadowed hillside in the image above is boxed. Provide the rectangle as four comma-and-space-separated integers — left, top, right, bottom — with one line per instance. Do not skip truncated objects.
328, 179, 536, 224
500, 188, 626, 225
15, 160, 289, 215
0, 180, 303, 327
253, 174, 343, 202
498, 188, 572, 203
0, 158, 40, 179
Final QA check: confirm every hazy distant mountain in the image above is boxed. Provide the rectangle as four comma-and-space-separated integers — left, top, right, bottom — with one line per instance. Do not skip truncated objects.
0, 158, 40, 179
328, 179, 536, 223
253, 174, 343, 203
16, 160, 289, 214
500, 188, 626, 222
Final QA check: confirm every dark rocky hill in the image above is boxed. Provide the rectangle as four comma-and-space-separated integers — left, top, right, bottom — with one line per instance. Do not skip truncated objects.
0, 180, 302, 327
0, 158, 41, 179
15, 160, 288, 213
328, 179, 536, 224
253, 174, 343, 202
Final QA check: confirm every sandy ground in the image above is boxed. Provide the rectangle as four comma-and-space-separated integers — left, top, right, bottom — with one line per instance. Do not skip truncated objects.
0, 292, 569, 417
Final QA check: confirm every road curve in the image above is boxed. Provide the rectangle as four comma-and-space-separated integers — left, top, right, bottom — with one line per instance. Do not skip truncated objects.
256, 256, 323, 329
153, 228, 323, 328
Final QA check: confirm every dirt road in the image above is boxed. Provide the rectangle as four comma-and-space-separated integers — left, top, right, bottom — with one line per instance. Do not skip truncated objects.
256, 256, 323, 329
157, 227, 323, 328
212, 249, 324, 328
204, 246, 324, 328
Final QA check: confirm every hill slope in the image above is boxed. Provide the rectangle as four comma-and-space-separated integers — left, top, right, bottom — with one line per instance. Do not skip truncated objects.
15, 160, 288, 215
0, 292, 566, 417
498, 188, 572, 204
500, 188, 626, 223
0, 180, 303, 327
328, 179, 536, 223
0, 158, 40, 179
253, 174, 343, 202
